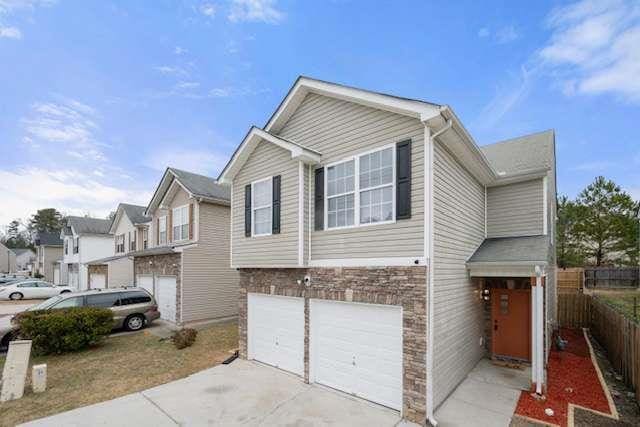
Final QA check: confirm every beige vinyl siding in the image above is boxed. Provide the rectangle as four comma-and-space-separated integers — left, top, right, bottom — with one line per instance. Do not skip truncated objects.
432, 141, 486, 408
232, 141, 299, 267
487, 179, 544, 238
108, 257, 133, 287
42, 246, 62, 282
181, 203, 239, 322
278, 93, 425, 260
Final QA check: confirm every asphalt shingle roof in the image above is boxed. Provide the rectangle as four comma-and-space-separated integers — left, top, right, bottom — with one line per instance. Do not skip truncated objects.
467, 235, 550, 264
67, 216, 112, 235
120, 203, 151, 225
35, 231, 63, 246
168, 167, 230, 202
480, 130, 554, 176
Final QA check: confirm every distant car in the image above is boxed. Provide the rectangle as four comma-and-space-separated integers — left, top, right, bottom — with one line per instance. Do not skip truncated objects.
0, 288, 161, 348
0, 280, 74, 300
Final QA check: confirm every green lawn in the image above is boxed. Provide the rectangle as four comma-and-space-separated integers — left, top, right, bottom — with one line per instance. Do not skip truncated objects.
0, 321, 238, 427
599, 292, 640, 321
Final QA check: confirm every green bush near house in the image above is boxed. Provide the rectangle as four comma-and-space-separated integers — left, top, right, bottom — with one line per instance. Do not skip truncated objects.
15, 307, 114, 355
171, 328, 198, 349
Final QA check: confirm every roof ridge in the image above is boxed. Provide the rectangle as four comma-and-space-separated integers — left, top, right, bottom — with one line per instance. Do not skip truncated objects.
168, 167, 217, 181
482, 129, 555, 148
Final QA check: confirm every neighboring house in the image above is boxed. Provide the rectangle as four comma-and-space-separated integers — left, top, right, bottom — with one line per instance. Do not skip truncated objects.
13, 248, 36, 272
129, 167, 239, 326
87, 203, 151, 289
60, 216, 113, 290
0, 242, 16, 274
219, 76, 557, 424
34, 231, 65, 284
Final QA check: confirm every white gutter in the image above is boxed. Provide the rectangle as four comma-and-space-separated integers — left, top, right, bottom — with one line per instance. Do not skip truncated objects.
423, 118, 452, 426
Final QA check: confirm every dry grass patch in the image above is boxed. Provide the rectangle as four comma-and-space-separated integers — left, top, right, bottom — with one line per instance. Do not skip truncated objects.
0, 321, 238, 426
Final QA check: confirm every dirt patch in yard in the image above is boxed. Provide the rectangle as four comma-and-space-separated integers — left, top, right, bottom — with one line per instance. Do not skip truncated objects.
0, 320, 238, 426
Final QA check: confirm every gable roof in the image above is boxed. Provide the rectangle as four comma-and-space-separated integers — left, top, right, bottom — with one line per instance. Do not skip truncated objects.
146, 167, 230, 215
66, 216, 112, 236
218, 126, 322, 183
35, 231, 63, 247
481, 130, 555, 178
109, 203, 151, 234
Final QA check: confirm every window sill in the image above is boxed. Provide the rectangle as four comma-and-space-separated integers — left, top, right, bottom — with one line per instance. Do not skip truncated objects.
323, 219, 396, 232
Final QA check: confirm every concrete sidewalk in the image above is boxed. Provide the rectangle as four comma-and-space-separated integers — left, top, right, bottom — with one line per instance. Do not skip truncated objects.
21, 359, 417, 427
434, 359, 530, 427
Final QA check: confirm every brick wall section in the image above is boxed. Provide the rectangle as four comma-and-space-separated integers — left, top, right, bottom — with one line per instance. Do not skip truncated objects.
87, 264, 107, 288
134, 253, 182, 324
238, 266, 427, 423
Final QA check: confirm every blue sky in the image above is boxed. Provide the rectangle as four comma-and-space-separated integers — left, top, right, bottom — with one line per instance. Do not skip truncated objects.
0, 0, 638, 225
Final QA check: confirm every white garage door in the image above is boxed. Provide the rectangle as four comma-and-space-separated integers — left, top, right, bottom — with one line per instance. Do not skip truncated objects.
157, 276, 177, 323
137, 275, 154, 295
53, 267, 60, 285
90, 273, 106, 289
248, 293, 304, 376
310, 300, 403, 411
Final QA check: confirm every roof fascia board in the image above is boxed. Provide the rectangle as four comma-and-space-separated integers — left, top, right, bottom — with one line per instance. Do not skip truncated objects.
265, 77, 441, 134
108, 206, 126, 234
488, 168, 550, 187
145, 168, 173, 216
159, 178, 193, 210
219, 127, 321, 184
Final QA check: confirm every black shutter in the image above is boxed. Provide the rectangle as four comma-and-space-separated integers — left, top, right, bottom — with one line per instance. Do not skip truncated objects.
396, 140, 412, 219
314, 167, 324, 230
244, 184, 251, 237
272, 176, 281, 234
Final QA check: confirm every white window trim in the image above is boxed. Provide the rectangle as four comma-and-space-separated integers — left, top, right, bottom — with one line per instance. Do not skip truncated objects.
251, 176, 273, 237
158, 215, 167, 245
323, 143, 396, 231
172, 204, 190, 242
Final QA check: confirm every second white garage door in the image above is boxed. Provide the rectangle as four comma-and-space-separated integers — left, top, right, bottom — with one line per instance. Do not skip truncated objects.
156, 276, 177, 323
137, 275, 154, 295
248, 293, 304, 376
310, 300, 403, 411
90, 274, 106, 289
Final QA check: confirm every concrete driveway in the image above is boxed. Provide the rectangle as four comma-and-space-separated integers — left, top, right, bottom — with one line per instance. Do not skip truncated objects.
22, 359, 416, 427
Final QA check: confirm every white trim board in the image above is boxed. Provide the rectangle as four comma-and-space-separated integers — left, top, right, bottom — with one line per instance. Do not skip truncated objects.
308, 257, 426, 267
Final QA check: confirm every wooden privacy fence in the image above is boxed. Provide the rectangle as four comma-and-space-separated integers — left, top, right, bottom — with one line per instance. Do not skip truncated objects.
557, 268, 584, 294
557, 293, 640, 405
584, 266, 640, 289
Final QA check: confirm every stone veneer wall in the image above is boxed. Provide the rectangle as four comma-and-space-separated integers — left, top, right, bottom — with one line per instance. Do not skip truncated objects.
87, 264, 108, 288
134, 253, 182, 323
238, 266, 427, 423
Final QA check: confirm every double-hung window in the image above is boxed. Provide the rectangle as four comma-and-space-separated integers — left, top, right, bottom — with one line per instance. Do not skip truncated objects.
158, 216, 167, 245
252, 178, 272, 236
115, 234, 125, 253
359, 147, 394, 224
172, 205, 189, 241
326, 160, 355, 228
325, 145, 395, 229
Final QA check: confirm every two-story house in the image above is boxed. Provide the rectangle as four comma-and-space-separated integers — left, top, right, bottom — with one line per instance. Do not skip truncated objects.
60, 216, 113, 290
0, 242, 16, 274
130, 167, 239, 326
33, 231, 64, 283
219, 77, 557, 425
87, 203, 151, 289
13, 248, 35, 272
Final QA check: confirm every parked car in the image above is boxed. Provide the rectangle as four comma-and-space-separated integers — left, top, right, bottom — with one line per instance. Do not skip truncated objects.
0, 288, 160, 348
0, 280, 74, 300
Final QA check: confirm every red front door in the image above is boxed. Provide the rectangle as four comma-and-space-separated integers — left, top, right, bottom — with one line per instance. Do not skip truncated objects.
491, 289, 531, 361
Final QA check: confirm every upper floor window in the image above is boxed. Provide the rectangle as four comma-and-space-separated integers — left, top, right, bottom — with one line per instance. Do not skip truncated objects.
158, 216, 167, 245
142, 228, 148, 249
326, 160, 355, 228
129, 231, 136, 251
64, 240, 68, 255
325, 145, 395, 229
73, 237, 79, 254
252, 178, 272, 236
115, 234, 125, 253
172, 205, 189, 241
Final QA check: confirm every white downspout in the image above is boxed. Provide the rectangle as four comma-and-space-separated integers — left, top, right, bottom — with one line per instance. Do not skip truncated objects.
424, 118, 452, 426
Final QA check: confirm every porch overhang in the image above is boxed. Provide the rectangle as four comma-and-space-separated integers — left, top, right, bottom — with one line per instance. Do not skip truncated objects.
466, 235, 550, 277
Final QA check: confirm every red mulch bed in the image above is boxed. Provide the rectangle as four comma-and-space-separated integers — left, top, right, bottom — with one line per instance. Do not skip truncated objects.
514, 328, 613, 427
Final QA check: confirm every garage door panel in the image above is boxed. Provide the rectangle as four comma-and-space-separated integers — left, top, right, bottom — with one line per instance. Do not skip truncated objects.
247, 294, 304, 376
311, 299, 402, 411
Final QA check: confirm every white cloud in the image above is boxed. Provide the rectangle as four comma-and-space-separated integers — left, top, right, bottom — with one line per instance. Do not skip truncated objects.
154, 65, 189, 77
145, 148, 228, 177
199, 2, 216, 17
174, 46, 187, 55
539, 0, 640, 102
209, 87, 232, 98
176, 81, 200, 89
0, 168, 150, 224
228, 0, 284, 24
0, 25, 20, 38
22, 98, 106, 162
495, 25, 520, 43
478, 27, 490, 38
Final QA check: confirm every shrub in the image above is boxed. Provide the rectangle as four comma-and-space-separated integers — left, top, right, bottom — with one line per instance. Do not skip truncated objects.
171, 328, 197, 349
15, 307, 114, 355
